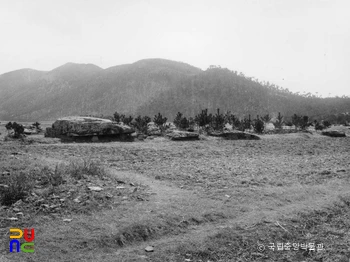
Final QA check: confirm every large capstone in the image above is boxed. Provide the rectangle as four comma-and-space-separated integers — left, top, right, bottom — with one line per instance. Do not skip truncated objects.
45, 116, 134, 139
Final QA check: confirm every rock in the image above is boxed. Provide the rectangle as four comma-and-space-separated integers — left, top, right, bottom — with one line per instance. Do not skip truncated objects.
321, 130, 346, 137
147, 122, 162, 136
1, 171, 10, 176
45, 116, 134, 138
136, 134, 145, 140
145, 246, 154, 252
88, 186, 103, 191
166, 130, 199, 141
23, 128, 39, 135
209, 131, 260, 140
91, 136, 99, 142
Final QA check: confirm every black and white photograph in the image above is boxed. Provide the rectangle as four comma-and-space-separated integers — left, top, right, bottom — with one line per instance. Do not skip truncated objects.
0, 0, 350, 261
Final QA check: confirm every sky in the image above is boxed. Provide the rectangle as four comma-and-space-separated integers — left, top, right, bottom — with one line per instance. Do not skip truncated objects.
0, 0, 349, 97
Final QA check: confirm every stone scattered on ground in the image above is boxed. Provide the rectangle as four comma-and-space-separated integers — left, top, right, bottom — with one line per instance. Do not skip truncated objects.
145, 246, 154, 252
88, 186, 103, 191
208, 131, 261, 140
45, 116, 134, 139
321, 130, 346, 137
166, 130, 199, 141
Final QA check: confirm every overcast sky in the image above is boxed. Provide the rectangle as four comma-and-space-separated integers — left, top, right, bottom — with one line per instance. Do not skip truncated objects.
1, 0, 349, 97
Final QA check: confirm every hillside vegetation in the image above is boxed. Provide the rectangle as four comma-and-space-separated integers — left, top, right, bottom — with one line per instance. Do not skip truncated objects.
0, 59, 349, 121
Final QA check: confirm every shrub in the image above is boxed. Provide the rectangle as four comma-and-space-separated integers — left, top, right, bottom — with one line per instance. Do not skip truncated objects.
0, 172, 34, 206
37, 165, 65, 187
291, 114, 301, 129
212, 108, 225, 131
173, 112, 183, 128
195, 109, 212, 127
154, 113, 167, 128
68, 159, 107, 180
315, 121, 325, 131
273, 112, 284, 129
242, 115, 252, 131
32, 122, 41, 129
11, 122, 24, 138
113, 112, 124, 123
122, 115, 133, 126
5, 122, 13, 134
252, 116, 265, 134
323, 120, 331, 128
173, 112, 190, 130
132, 115, 149, 134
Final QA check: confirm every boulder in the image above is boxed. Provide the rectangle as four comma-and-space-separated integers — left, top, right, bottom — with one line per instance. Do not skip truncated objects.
166, 130, 199, 141
209, 131, 260, 140
321, 131, 346, 137
147, 122, 162, 136
45, 116, 134, 138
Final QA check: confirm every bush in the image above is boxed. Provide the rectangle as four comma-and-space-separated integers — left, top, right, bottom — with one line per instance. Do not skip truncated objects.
242, 115, 252, 131
5, 122, 13, 134
173, 112, 190, 130
252, 116, 265, 134
212, 108, 225, 131
323, 120, 331, 128
154, 113, 167, 128
273, 112, 284, 129
113, 112, 124, 123
68, 159, 107, 180
0, 172, 34, 206
315, 121, 324, 131
195, 109, 212, 127
32, 122, 41, 129
37, 165, 65, 187
132, 115, 151, 134
121, 115, 133, 126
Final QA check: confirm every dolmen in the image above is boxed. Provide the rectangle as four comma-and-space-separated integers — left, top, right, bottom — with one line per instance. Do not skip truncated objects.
321, 130, 346, 137
45, 116, 134, 142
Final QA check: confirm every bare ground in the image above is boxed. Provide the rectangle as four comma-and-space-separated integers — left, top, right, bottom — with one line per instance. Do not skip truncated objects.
0, 123, 350, 262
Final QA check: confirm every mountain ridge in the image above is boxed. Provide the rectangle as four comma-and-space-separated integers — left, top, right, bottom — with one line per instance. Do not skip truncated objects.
0, 59, 349, 122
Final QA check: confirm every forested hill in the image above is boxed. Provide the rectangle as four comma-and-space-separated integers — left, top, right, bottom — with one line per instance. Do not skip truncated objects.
0, 59, 349, 122
136, 67, 350, 121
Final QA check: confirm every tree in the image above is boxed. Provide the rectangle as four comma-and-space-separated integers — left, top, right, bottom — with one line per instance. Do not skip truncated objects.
122, 115, 133, 126
252, 116, 265, 134
212, 108, 225, 131
113, 112, 125, 123
11, 122, 24, 138
273, 112, 284, 129
291, 114, 300, 130
153, 113, 167, 128
32, 122, 41, 129
132, 115, 150, 134
323, 120, 331, 128
173, 112, 183, 128
5, 122, 13, 135
194, 109, 212, 127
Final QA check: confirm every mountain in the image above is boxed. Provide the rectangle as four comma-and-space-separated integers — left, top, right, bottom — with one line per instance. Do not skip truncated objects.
0, 59, 349, 122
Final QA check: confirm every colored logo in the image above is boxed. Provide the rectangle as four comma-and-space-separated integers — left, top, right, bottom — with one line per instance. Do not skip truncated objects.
9, 228, 35, 253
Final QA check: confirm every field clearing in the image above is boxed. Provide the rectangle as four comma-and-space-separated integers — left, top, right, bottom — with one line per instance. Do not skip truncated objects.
0, 123, 350, 262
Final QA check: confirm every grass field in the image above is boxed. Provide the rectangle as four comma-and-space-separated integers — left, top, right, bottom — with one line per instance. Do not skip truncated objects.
0, 122, 349, 262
